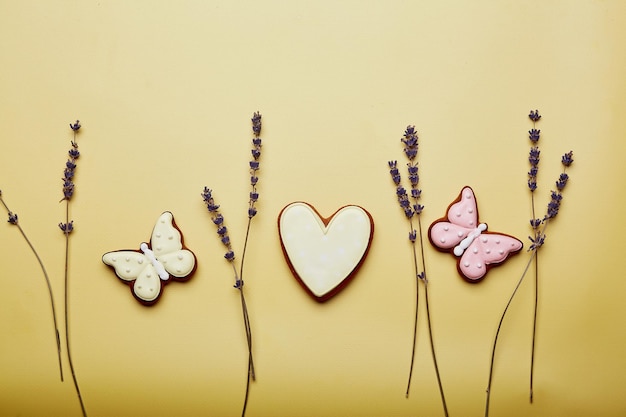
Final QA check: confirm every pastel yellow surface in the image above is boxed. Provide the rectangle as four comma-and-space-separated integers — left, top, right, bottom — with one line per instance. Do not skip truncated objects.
1, 1, 625, 416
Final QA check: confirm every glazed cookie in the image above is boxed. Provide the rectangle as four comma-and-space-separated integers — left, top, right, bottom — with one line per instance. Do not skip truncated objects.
428, 186, 522, 283
278, 202, 374, 302
102, 211, 197, 305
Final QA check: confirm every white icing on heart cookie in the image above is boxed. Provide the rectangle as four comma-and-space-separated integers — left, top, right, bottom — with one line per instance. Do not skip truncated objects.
278, 202, 374, 302
102, 212, 197, 305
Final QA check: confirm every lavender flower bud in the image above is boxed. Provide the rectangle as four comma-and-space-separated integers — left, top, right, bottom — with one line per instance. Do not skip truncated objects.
250, 191, 259, 202
409, 230, 417, 242
251, 112, 262, 136
62, 180, 75, 200
404, 148, 417, 160
388, 161, 401, 185
217, 226, 228, 235
407, 163, 420, 187
59, 221, 74, 234
221, 235, 231, 246
529, 128, 541, 142
545, 191, 563, 219
248, 207, 257, 218
224, 251, 235, 261
528, 233, 545, 251
401, 125, 419, 161
201, 187, 213, 201
528, 110, 541, 122
64, 169, 75, 180
7, 212, 18, 225
561, 151, 574, 167
556, 173, 569, 191
528, 146, 540, 192
212, 214, 224, 225
529, 147, 540, 166
249, 160, 260, 170
69, 120, 81, 131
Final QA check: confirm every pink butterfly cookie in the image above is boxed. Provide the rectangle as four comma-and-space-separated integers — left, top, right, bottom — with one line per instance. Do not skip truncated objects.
428, 186, 522, 283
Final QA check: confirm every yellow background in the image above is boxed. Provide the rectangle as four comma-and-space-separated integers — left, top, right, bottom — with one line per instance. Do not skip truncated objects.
1, 1, 625, 416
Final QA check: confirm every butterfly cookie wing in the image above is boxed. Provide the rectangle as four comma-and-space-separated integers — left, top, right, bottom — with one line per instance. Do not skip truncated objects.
102, 251, 148, 281
150, 212, 184, 255
446, 186, 480, 229
132, 263, 162, 302
158, 250, 196, 279
150, 212, 196, 280
458, 234, 523, 282
429, 221, 471, 250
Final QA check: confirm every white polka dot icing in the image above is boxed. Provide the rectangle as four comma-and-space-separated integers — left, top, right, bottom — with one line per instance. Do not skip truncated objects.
278, 202, 374, 302
102, 212, 197, 305
428, 186, 523, 283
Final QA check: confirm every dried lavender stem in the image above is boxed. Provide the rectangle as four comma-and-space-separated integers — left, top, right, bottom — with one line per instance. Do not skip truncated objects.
530, 250, 538, 403
485, 249, 537, 417
418, 215, 449, 417
239, 219, 256, 417
0, 196, 63, 381
61, 126, 87, 417
63, 200, 87, 417
239, 289, 254, 417
230, 246, 254, 417
405, 217, 420, 398
239, 218, 256, 381
529, 119, 539, 404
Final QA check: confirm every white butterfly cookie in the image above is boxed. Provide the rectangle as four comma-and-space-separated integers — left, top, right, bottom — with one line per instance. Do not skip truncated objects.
102, 212, 197, 305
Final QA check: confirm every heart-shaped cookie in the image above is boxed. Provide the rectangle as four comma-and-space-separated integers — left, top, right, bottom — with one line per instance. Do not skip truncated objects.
278, 202, 374, 302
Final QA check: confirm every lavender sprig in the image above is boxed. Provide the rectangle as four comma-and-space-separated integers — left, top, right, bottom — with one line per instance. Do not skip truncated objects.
201, 112, 262, 417
388, 126, 448, 416
0, 191, 63, 381
60, 120, 87, 417
485, 111, 574, 416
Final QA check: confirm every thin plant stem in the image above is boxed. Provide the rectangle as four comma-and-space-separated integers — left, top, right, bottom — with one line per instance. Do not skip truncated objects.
239, 217, 257, 382
529, 169, 539, 404
423, 281, 449, 417
63, 201, 87, 417
239, 289, 254, 417
0, 196, 63, 381
484, 250, 537, 417
417, 215, 449, 417
239, 219, 252, 280
529, 115, 539, 404
405, 220, 420, 398
231, 219, 255, 417
530, 251, 538, 403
